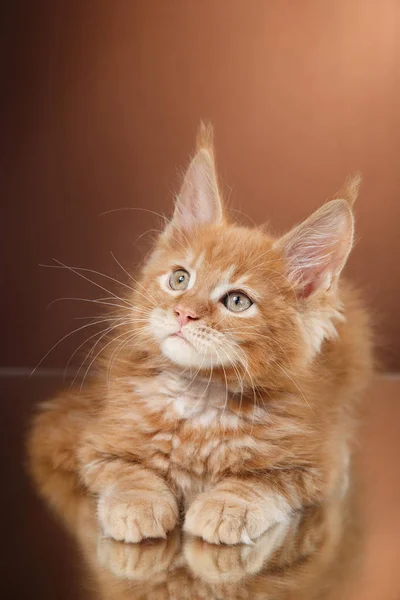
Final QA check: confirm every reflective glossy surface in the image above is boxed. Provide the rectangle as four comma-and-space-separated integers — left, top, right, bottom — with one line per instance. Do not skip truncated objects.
2, 376, 400, 598
36, 482, 362, 600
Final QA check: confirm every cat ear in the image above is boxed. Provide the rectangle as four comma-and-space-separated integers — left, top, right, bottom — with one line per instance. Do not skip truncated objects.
275, 198, 355, 299
169, 127, 223, 234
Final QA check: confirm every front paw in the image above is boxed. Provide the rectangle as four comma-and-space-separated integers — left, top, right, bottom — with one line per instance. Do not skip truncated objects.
98, 487, 179, 543
184, 489, 290, 545
184, 518, 292, 582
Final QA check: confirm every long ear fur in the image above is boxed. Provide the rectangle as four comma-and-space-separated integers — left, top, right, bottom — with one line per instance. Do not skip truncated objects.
332, 172, 362, 207
169, 122, 223, 235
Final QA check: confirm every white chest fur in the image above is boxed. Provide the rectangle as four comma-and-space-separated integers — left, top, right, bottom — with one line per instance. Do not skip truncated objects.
133, 370, 245, 427
130, 371, 265, 501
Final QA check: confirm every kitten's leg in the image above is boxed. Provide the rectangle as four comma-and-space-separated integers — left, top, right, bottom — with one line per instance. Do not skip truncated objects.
79, 452, 179, 543
29, 391, 178, 543
184, 470, 324, 545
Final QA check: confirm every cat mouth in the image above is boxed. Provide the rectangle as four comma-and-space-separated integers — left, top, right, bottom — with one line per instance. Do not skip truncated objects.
171, 332, 191, 346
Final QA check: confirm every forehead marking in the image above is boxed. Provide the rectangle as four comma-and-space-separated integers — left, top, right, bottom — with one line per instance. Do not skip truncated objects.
194, 251, 205, 270
210, 272, 250, 302
184, 250, 194, 266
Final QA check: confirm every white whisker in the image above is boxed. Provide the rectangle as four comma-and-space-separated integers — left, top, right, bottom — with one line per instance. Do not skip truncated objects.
109, 251, 159, 308
46, 297, 131, 311
64, 320, 129, 381
30, 317, 118, 377
41, 260, 132, 306
277, 364, 314, 413
78, 328, 136, 391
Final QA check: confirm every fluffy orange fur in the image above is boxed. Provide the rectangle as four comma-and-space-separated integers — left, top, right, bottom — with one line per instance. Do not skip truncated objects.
28, 124, 373, 545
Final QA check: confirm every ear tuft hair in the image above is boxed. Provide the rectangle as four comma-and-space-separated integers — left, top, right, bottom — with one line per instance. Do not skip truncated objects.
333, 173, 362, 207
196, 121, 215, 155
166, 122, 222, 235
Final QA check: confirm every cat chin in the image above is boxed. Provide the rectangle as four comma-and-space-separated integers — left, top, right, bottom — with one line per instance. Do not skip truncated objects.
160, 336, 210, 368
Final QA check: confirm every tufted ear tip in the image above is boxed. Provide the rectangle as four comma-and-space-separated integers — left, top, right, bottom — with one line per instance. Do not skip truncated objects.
334, 173, 362, 207
167, 124, 223, 235
196, 121, 215, 155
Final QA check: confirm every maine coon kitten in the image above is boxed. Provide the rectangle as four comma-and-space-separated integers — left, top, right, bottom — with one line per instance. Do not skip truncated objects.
29, 124, 372, 545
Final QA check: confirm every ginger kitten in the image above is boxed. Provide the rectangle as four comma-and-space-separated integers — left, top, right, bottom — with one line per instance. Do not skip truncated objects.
29, 124, 372, 545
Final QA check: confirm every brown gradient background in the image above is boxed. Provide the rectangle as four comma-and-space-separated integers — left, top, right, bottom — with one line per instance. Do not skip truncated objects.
2, 0, 400, 370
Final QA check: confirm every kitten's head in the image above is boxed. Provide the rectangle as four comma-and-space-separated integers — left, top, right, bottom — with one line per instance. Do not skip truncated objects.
131, 124, 359, 388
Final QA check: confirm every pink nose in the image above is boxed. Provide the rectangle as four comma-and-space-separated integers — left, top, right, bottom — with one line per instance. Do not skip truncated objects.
174, 305, 199, 327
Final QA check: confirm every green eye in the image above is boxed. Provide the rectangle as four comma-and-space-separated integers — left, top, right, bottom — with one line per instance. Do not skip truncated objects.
222, 292, 253, 313
169, 269, 190, 291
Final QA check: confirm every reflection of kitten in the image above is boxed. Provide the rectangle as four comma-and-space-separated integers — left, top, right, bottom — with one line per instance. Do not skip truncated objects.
29, 124, 372, 545
27, 460, 362, 600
